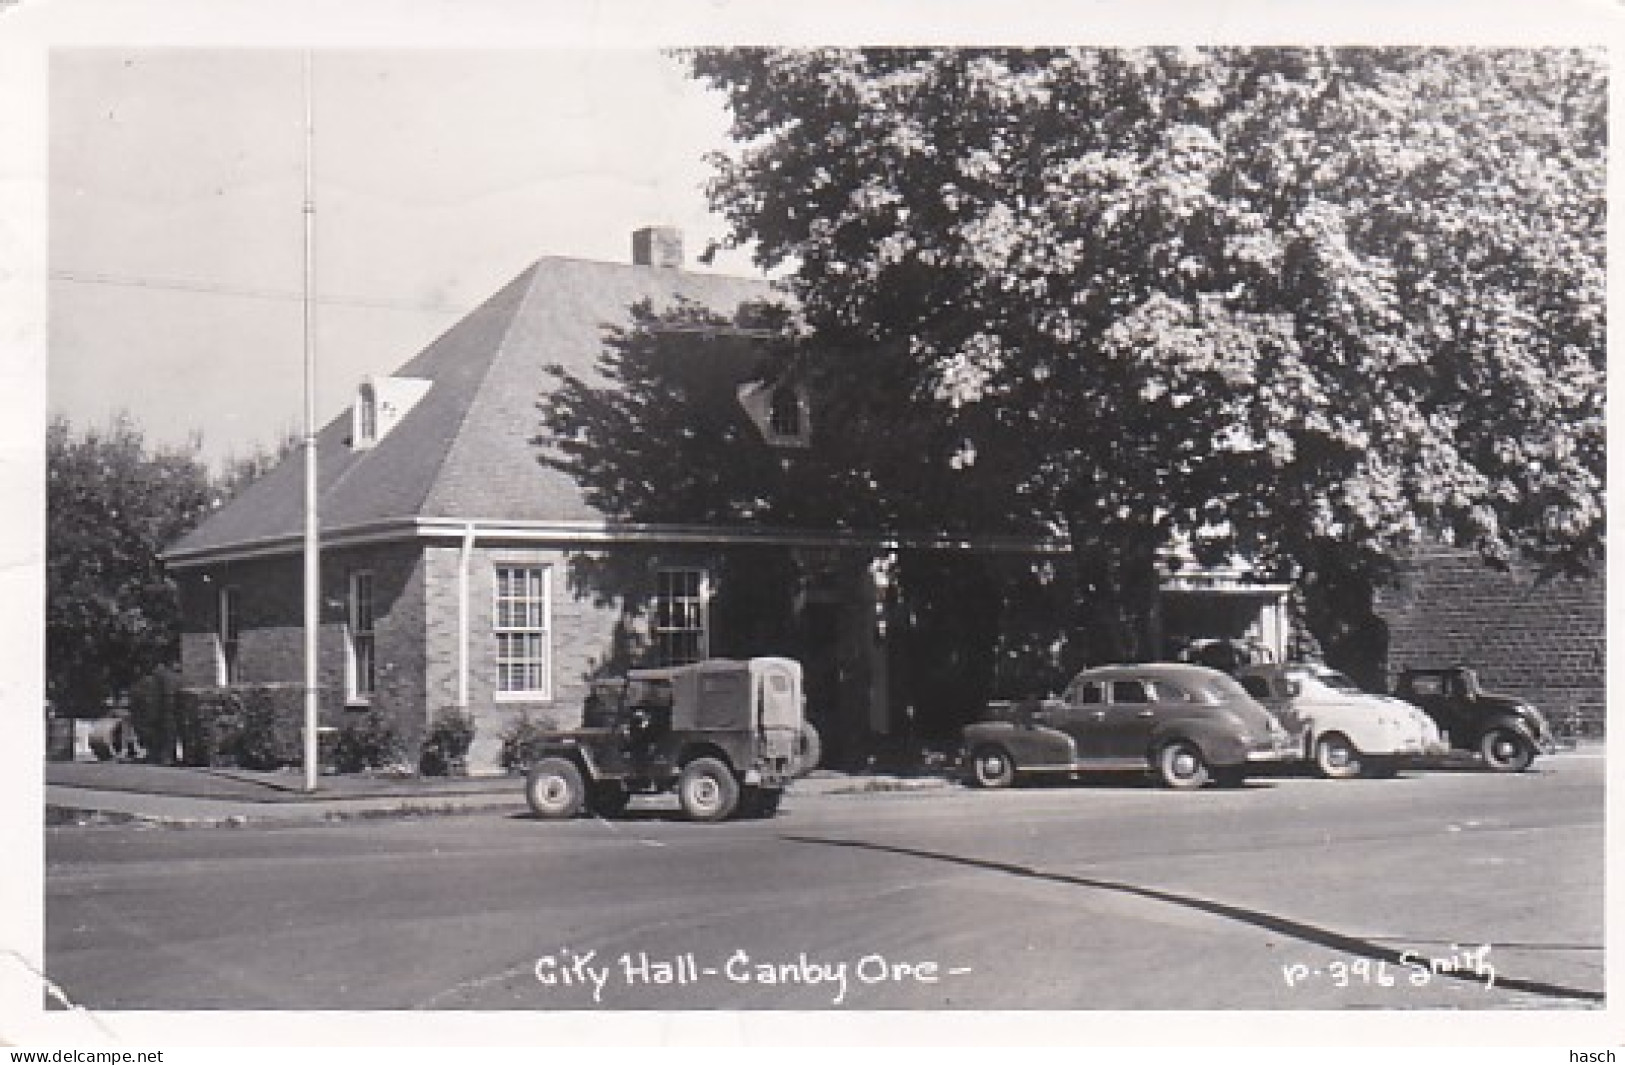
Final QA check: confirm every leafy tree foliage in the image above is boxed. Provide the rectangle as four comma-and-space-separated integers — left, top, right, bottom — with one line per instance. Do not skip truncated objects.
47, 414, 218, 714
687, 47, 1605, 664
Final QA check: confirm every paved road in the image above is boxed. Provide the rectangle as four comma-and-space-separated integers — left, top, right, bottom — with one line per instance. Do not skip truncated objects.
45, 754, 1604, 1012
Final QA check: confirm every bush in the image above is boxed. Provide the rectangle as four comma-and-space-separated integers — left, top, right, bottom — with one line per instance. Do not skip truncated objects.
419, 708, 476, 776
498, 710, 558, 773
129, 668, 185, 764
174, 684, 306, 769
332, 709, 405, 774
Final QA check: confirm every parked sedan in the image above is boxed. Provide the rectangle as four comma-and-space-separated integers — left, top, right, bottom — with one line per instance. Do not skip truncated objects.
961, 663, 1295, 790
1234, 663, 1449, 779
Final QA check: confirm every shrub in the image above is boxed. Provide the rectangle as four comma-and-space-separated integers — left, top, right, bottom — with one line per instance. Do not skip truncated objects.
173, 684, 306, 769
419, 708, 476, 776
129, 667, 185, 764
332, 709, 405, 774
498, 710, 558, 773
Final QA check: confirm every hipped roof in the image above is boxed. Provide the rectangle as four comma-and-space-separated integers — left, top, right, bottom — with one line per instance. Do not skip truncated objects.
167, 255, 775, 563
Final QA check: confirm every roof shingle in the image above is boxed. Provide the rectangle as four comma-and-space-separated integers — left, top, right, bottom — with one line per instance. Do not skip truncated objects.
168, 255, 776, 561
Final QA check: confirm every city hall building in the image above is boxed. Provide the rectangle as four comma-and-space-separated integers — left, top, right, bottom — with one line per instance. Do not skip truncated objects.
165, 228, 1602, 773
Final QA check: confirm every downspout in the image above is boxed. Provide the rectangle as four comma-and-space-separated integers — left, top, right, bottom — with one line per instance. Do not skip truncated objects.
458, 523, 477, 710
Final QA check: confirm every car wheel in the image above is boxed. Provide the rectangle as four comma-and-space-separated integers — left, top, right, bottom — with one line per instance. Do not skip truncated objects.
1313, 733, 1364, 780
1156, 740, 1210, 790
525, 757, 586, 819
968, 745, 1016, 789
588, 781, 631, 818
1480, 728, 1536, 772
677, 756, 741, 821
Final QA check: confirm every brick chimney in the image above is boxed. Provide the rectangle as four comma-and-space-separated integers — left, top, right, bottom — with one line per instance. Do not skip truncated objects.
632, 226, 684, 269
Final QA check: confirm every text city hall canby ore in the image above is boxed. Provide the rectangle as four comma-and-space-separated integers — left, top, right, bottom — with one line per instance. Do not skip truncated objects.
534, 948, 972, 1005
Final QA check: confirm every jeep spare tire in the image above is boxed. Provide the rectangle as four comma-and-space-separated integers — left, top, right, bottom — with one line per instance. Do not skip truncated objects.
677, 756, 741, 821
526, 757, 586, 819
793, 721, 822, 778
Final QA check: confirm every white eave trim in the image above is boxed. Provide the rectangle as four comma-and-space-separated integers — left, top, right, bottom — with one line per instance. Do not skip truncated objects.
162, 516, 1072, 568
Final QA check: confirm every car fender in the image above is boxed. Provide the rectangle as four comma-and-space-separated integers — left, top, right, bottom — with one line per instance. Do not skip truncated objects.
1299, 705, 1403, 757
962, 720, 1076, 768
1147, 718, 1249, 768
1479, 713, 1542, 747
537, 739, 602, 781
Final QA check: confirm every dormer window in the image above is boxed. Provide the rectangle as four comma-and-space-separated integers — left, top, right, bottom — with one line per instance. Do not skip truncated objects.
737, 378, 811, 449
351, 375, 432, 451
769, 385, 803, 438
357, 383, 378, 445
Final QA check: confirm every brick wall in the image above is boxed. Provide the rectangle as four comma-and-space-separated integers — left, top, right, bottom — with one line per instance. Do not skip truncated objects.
1376, 547, 1605, 735
425, 543, 632, 773
174, 541, 429, 755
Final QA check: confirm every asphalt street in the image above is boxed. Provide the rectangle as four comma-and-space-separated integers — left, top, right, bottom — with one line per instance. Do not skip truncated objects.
45, 753, 1604, 1012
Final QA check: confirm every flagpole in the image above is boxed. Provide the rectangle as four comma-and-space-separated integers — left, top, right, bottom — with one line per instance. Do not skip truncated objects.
302, 50, 321, 793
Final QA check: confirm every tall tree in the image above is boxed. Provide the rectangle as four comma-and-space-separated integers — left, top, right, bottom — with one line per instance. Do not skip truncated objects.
687, 47, 1605, 666
46, 414, 216, 714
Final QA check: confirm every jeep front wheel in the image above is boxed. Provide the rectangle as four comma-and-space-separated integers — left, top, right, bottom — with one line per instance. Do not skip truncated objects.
677, 757, 741, 821
1480, 727, 1536, 773
526, 757, 586, 819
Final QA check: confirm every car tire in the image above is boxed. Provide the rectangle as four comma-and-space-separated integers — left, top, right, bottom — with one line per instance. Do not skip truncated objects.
1313, 733, 1364, 780
1480, 727, 1536, 773
525, 757, 586, 819
1156, 740, 1210, 790
792, 722, 822, 778
968, 745, 1016, 789
588, 781, 631, 818
677, 756, 741, 821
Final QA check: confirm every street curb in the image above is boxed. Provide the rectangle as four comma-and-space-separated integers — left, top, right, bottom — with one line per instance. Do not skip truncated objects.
45, 800, 531, 829
44, 776, 959, 828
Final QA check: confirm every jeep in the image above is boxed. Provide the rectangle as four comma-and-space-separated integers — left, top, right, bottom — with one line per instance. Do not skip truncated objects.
1392, 666, 1556, 772
523, 656, 811, 821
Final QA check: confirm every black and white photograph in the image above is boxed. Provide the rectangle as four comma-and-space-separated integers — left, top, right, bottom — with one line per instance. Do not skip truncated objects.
2, 0, 1615, 1053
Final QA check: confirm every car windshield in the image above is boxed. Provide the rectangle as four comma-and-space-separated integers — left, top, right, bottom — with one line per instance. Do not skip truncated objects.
1289, 669, 1363, 696
1314, 670, 1362, 692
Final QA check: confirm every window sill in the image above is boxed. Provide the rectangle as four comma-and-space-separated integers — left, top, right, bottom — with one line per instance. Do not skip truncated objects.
495, 691, 553, 703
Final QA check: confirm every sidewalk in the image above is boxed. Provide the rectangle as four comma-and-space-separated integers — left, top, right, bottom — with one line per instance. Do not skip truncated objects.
44, 760, 953, 827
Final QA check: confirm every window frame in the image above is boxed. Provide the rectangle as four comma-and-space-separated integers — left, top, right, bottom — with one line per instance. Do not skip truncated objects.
493, 564, 553, 700
215, 585, 241, 686
653, 567, 710, 666
345, 570, 377, 705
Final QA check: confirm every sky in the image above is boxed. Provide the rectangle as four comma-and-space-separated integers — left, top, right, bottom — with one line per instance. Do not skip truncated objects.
48, 48, 759, 467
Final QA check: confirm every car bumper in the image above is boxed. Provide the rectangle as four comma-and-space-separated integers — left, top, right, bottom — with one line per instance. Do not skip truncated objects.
1245, 733, 1300, 762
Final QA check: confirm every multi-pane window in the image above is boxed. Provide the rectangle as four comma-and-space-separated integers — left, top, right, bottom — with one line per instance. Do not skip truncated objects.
216, 586, 241, 686
358, 383, 377, 445
347, 571, 376, 703
495, 565, 551, 697
769, 385, 803, 438
654, 568, 709, 666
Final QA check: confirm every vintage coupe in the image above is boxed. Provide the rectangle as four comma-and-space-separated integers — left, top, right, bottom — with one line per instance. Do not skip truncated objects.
961, 663, 1295, 790
1392, 666, 1556, 772
1233, 662, 1448, 779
